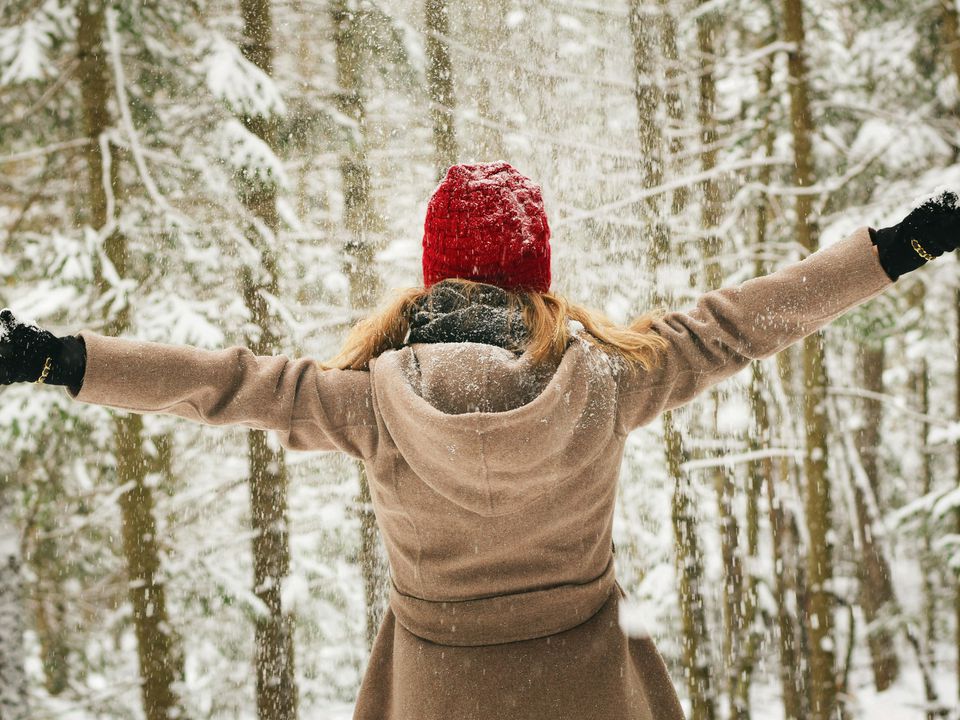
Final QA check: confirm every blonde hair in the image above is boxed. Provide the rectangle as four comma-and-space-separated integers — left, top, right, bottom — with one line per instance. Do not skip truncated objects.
321, 279, 670, 371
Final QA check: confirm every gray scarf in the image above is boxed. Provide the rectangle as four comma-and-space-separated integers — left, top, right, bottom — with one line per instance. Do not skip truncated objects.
406, 281, 529, 353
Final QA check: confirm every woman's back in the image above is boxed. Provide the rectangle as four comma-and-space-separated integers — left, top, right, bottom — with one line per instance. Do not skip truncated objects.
368, 337, 627, 640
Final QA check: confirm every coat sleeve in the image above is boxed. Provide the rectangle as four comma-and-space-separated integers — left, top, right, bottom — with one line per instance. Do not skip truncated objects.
66, 332, 378, 458
616, 226, 895, 432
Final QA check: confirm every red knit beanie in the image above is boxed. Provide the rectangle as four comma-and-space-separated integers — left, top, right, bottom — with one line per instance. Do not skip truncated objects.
422, 162, 551, 293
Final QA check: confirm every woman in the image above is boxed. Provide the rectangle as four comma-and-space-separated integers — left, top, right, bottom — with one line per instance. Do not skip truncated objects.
2, 162, 958, 719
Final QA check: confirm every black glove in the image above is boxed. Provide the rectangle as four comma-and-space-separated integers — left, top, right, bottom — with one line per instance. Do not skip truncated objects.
870, 190, 960, 281
0, 309, 86, 392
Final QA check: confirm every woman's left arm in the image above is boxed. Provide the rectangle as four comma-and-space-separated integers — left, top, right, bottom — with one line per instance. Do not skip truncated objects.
617, 226, 893, 431
68, 332, 378, 457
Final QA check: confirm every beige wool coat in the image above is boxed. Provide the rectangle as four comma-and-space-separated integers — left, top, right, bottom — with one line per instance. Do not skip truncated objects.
67, 227, 893, 719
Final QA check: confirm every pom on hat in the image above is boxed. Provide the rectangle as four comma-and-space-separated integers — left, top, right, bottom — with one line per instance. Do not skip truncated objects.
422, 162, 551, 293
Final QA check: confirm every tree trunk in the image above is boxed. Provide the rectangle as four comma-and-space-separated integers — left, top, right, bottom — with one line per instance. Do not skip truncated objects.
471, 0, 508, 162
695, 2, 722, 294
936, 3, 960, 700
628, 0, 667, 274
856, 346, 885, 503
906, 284, 939, 720
666, 413, 716, 720
235, 2, 300, 719
956, 280, 960, 706
77, 5, 183, 719
736, 364, 764, 720
780, 1, 837, 717
245, 429, 297, 720
657, 0, 689, 215
754, 148, 809, 720
331, 0, 390, 651
852, 342, 900, 691
738, 47, 780, 717
31, 544, 69, 695
425, 0, 457, 176
630, 4, 714, 717
19, 461, 69, 697
941, 0, 960, 115
114, 415, 182, 719
0, 495, 28, 720
629, 0, 662, 191
694, 9, 748, 716
768, 459, 807, 720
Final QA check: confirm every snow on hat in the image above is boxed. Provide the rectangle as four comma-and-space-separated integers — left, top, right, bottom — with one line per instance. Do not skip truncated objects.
422, 162, 552, 293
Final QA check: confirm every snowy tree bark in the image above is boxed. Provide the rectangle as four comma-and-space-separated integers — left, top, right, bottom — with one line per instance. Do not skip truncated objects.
780, 1, 837, 718
907, 284, 940, 711
739, 40, 780, 720
29, 528, 68, 695
331, 0, 390, 651
76, 5, 183, 720
934, 3, 960, 701
941, 0, 960, 116
852, 341, 901, 692
666, 413, 716, 720
741, 38, 806, 720
767, 464, 808, 720
425, 0, 457, 176
469, 0, 508, 161
236, 1, 300, 718
956, 280, 960, 707
939, 2, 960, 701
0, 497, 28, 720
694, 8, 750, 716
630, 4, 715, 718
629, 0, 662, 190
746, 182, 773, 720
657, 0, 689, 216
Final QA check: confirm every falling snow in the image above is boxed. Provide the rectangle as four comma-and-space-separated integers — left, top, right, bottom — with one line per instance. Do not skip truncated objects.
1, 1, 960, 719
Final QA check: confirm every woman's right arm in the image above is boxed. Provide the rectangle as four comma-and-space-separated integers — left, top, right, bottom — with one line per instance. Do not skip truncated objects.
0, 316, 377, 458
73, 332, 377, 457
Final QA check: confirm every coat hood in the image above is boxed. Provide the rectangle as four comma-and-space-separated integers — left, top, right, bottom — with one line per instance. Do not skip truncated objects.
369, 339, 621, 517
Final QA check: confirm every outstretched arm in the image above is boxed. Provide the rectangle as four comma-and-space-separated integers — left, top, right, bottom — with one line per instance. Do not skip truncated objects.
616, 225, 893, 431
73, 332, 377, 456
0, 317, 377, 457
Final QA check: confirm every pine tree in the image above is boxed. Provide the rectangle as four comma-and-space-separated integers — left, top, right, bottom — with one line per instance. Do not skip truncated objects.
0, 489, 28, 720
76, 5, 184, 719
425, 0, 457, 176
331, 0, 390, 650
233, 1, 300, 717
780, 1, 836, 717
630, 3, 715, 717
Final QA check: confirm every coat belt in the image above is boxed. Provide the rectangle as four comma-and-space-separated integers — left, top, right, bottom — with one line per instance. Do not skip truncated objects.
388, 557, 617, 647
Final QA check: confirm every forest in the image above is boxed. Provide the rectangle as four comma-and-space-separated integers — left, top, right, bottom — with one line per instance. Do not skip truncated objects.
2, 0, 960, 718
